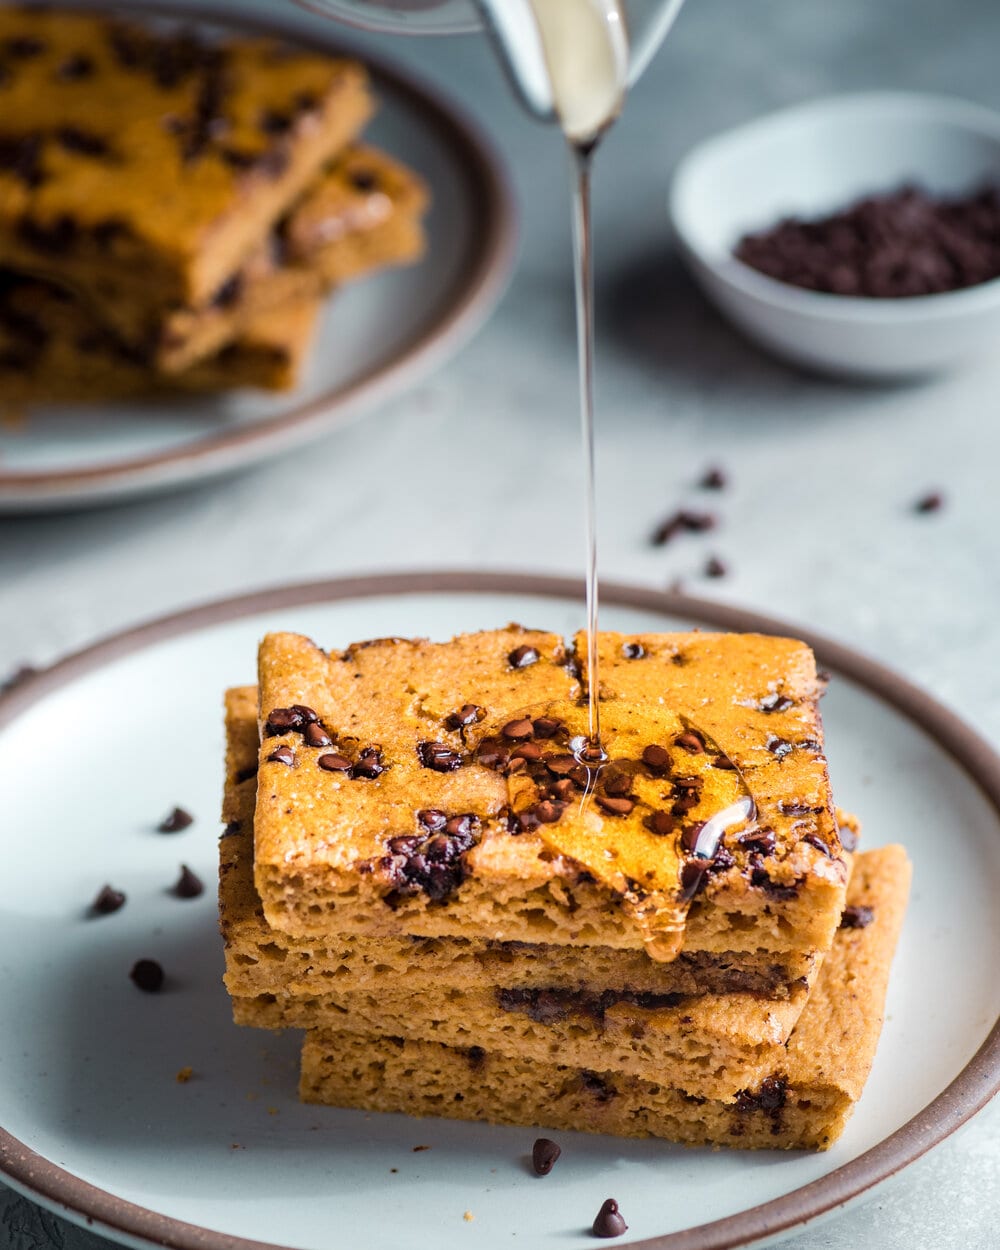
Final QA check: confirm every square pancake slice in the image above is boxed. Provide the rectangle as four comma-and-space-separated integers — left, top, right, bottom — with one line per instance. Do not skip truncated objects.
252, 628, 849, 964
299, 846, 911, 1150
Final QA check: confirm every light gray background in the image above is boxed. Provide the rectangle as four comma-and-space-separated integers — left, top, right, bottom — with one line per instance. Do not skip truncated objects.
1, 0, 998, 1244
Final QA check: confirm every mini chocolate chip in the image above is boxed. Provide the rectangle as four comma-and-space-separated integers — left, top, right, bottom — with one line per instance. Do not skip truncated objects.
704, 556, 728, 578
803, 832, 832, 857
418, 809, 447, 832
712, 753, 737, 770
267, 745, 295, 766
602, 770, 632, 797
758, 693, 794, 713
158, 806, 193, 833
445, 703, 484, 730
130, 959, 164, 993
766, 735, 793, 760
533, 800, 565, 823
531, 1138, 561, 1176
173, 864, 204, 898
510, 742, 543, 761
592, 1198, 628, 1238
675, 730, 706, 754
737, 827, 776, 856
679, 858, 710, 900
265, 706, 305, 734
840, 904, 875, 929
644, 811, 675, 837
417, 741, 463, 772
680, 821, 706, 853
467, 1044, 485, 1068
318, 752, 351, 772
915, 491, 944, 513
651, 509, 717, 546
303, 722, 332, 748
501, 718, 534, 741
596, 795, 634, 817
508, 645, 539, 669
622, 641, 645, 659
352, 747, 387, 779
291, 704, 320, 723
57, 53, 95, 80
533, 716, 562, 738
736, 1075, 787, 1114
92, 884, 126, 915
642, 743, 671, 774
700, 466, 727, 490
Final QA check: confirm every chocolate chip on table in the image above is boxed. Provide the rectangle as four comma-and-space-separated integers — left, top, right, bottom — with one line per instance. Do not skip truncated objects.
704, 555, 728, 579
173, 864, 204, 899
595, 795, 634, 817
650, 509, 717, 546
508, 644, 539, 669
914, 491, 944, 514
303, 721, 332, 748
531, 1137, 561, 1176
700, 466, 727, 490
445, 703, 485, 731
91, 884, 126, 915
417, 741, 464, 772
758, 693, 794, 714
267, 745, 295, 767
157, 806, 193, 833
130, 959, 164, 993
840, 904, 875, 929
621, 641, 645, 659
591, 1198, 628, 1238
317, 751, 351, 772
501, 718, 534, 741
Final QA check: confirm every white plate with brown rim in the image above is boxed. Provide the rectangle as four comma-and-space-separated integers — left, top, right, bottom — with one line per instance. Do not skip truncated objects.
0, 571, 998, 1250
0, 5, 516, 514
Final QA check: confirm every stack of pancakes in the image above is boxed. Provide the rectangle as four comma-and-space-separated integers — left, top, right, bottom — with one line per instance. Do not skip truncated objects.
0, 9, 427, 402
220, 627, 909, 1150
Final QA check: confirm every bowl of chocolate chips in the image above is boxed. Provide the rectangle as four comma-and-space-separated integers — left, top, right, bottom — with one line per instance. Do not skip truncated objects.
670, 91, 1000, 378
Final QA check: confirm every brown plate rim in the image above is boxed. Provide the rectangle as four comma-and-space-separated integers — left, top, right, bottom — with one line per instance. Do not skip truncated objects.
0, 569, 997, 1250
0, 2, 517, 507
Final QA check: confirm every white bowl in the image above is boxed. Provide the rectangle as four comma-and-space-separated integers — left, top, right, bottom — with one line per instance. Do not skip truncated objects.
669, 91, 1000, 378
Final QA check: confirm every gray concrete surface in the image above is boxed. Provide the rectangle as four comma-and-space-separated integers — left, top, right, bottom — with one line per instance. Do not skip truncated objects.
1, 0, 998, 1244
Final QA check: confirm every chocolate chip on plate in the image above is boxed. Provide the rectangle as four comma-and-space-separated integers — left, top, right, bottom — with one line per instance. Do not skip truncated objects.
91, 884, 126, 915
130, 959, 164, 993
173, 864, 204, 899
157, 806, 193, 833
531, 1137, 561, 1176
591, 1198, 628, 1238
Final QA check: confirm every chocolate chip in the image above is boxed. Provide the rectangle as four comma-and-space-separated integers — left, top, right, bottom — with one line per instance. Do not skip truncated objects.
352, 748, 387, 779
700, 466, 727, 490
173, 864, 204, 898
476, 738, 509, 771
758, 693, 794, 713
55, 126, 109, 157
803, 832, 832, 857
501, 718, 534, 741
651, 509, 717, 546
265, 706, 306, 735
533, 800, 565, 823
766, 735, 793, 760
779, 801, 823, 816
595, 795, 634, 817
349, 168, 378, 192
591, 1198, 628, 1238
4, 36, 44, 59
840, 904, 875, 929
915, 491, 944, 514
130, 959, 164, 993
712, 753, 737, 770
382, 817, 479, 901
679, 821, 706, 853
92, 884, 126, 915
417, 741, 463, 772
235, 763, 258, 783
531, 1138, 561, 1176
467, 1045, 485, 1068
704, 556, 728, 578
679, 858, 710, 900
158, 806, 193, 833
644, 811, 675, 837
508, 645, 539, 669
303, 722, 332, 748
545, 754, 578, 776
56, 53, 94, 80
549, 778, 577, 802
417, 809, 447, 832
267, 745, 295, 766
445, 703, 484, 730
839, 823, 859, 853
642, 743, 671, 774
736, 1075, 787, 1115
737, 827, 776, 856
675, 730, 706, 754
532, 716, 562, 738
318, 752, 351, 772
510, 742, 543, 761
621, 641, 645, 659
221, 820, 241, 837
602, 770, 632, 797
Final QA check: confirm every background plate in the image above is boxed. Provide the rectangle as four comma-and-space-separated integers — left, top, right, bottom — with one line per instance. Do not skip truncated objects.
0, 572, 998, 1250
0, 6, 516, 512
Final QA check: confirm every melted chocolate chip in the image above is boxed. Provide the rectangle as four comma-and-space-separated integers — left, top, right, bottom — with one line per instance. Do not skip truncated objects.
351, 747, 386, 779
531, 1137, 561, 1176
735, 1075, 787, 1115
445, 703, 484, 731
675, 730, 706, 754
642, 743, 671, 774
417, 809, 447, 832
596, 795, 634, 817
840, 904, 875, 929
501, 718, 534, 741
476, 738, 509, 771
265, 706, 306, 735
621, 641, 645, 659
712, 753, 737, 770
679, 858, 710, 901
779, 801, 823, 816
130, 958, 164, 993
158, 806, 194, 833
318, 752, 351, 772
267, 745, 295, 767
758, 693, 794, 714
737, 827, 776, 856
92, 884, 126, 915
510, 742, 543, 762
382, 816, 479, 901
750, 867, 800, 900
766, 735, 793, 760
592, 1199, 628, 1238
533, 716, 562, 738
303, 721, 332, 748
173, 864, 204, 898
417, 741, 464, 772
644, 811, 675, 837
803, 832, 832, 857
602, 769, 632, 797
508, 645, 539, 669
